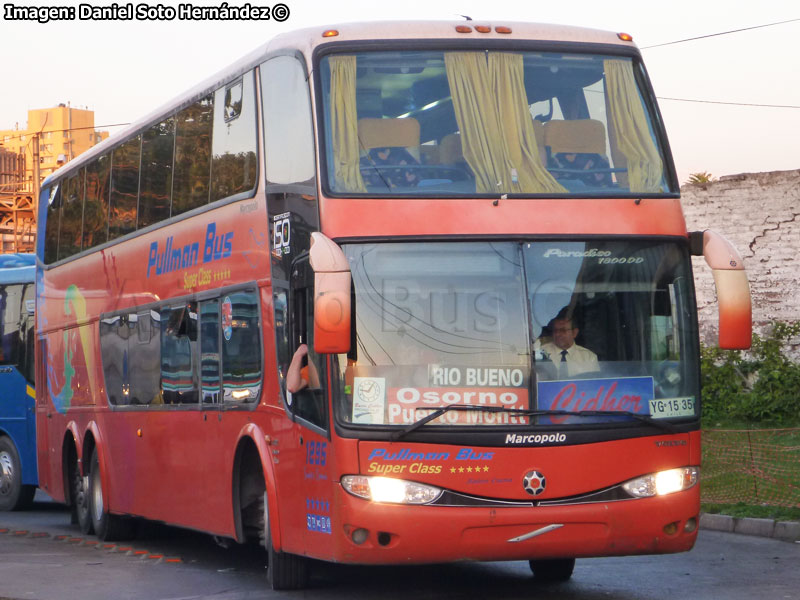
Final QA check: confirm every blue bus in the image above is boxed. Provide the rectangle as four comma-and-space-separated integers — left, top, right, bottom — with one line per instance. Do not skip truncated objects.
0, 253, 37, 511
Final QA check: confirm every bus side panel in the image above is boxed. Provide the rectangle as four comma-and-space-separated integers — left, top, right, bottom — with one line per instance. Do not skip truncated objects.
95, 409, 223, 532
0, 368, 38, 485
34, 339, 50, 496
93, 411, 134, 515
37, 191, 273, 533
23, 383, 37, 485
35, 332, 69, 502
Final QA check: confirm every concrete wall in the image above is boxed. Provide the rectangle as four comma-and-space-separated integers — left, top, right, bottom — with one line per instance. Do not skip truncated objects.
681, 169, 800, 348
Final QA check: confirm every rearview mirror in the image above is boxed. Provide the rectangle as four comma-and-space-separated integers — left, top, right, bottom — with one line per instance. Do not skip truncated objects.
309, 232, 351, 354
691, 230, 752, 349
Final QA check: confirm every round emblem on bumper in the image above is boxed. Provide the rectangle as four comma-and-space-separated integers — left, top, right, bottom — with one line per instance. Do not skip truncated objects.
523, 470, 546, 496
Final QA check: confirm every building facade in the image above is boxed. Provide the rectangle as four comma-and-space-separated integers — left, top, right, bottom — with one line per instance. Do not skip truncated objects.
0, 104, 108, 183
0, 145, 34, 252
0, 104, 108, 252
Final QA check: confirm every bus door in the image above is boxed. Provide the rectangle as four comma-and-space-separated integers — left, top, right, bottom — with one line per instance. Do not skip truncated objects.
282, 255, 334, 556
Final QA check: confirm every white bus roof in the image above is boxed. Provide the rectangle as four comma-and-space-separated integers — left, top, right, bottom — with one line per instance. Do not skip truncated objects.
268, 20, 635, 53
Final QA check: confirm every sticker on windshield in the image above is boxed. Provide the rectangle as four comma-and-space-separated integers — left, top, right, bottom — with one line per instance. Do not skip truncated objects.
352, 377, 386, 424
388, 386, 529, 425
537, 376, 654, 424
347, 365, 531, 426
649, 397, 695, 419
393, 365, 530, 425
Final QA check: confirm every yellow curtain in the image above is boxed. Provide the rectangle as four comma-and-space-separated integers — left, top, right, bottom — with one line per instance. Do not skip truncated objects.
444, 52, 508, 193
490, 53, 565, 194
445, 52, 564, 194
329, 56, 366, 193
604, 59, 664, 193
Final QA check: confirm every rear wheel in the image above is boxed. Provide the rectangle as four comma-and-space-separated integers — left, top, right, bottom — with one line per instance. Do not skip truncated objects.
71, 453, 94, 535
259, 492, 308, 590
88, 447, 136, 541
0, 436, 35, 511
529, 558, 576, 583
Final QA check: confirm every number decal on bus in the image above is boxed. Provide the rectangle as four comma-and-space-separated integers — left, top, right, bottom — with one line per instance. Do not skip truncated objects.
306, 440, 327, 466
273, 213, 291, 256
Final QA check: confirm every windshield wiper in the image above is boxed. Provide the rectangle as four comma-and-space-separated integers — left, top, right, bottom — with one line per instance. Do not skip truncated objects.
392, 405, 512, 440
536, 409, 681, 433
391, 406, 680, 440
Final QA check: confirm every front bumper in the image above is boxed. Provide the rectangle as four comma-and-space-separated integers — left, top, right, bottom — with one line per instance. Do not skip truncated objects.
329, 483, 699, 564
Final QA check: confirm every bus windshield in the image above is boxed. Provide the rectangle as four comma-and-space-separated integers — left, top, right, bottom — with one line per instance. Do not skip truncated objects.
319, 50, 672, 197
334, 240, 698, 429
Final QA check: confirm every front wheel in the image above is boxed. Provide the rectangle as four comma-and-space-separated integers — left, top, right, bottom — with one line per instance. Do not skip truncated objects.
529, 558, 576, 583
260, 492, 307, 590
88, 448, 136, 541
0, 436, 35, 511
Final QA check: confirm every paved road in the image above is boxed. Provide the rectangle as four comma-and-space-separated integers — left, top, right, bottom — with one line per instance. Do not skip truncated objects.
1, 493, 799, 600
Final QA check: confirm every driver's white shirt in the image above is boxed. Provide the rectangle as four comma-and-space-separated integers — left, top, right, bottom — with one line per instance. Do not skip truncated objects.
540, 342, 599, 377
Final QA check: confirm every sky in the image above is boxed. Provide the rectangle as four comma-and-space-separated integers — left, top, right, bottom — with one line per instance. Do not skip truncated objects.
1, 0, 798, 185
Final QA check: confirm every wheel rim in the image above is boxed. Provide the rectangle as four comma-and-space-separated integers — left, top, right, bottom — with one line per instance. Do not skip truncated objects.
74, 468, 89, 515
0, 451, 14, 496
91, 470, 103, 521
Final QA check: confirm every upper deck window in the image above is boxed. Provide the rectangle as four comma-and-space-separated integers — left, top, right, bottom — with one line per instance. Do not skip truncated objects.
108, 136, 141, 241
42, 71, 258, 265
173, 95, 213, 215
210, 73, 258, 202
319, 50, 672, 197
138, 117, 175, 228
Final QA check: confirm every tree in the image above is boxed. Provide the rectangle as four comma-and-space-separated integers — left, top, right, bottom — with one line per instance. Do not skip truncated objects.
686, 171, 715, 185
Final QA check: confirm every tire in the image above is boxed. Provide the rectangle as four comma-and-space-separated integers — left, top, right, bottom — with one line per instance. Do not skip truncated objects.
260, 492, 307, 590
88, 447, 136, 541
0, 436, 35, 511
71, 452, 94, 535
529, 558, 576, 583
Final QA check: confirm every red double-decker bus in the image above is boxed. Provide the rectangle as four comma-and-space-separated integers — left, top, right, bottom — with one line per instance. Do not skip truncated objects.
35, 21, 752, 589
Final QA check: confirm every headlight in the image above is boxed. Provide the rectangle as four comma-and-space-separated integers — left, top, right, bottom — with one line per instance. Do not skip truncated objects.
622, 467, 699, 498
341, 475, 443, 504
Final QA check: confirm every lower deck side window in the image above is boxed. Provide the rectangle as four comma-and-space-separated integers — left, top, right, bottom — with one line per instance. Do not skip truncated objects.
100, 289, 261, 408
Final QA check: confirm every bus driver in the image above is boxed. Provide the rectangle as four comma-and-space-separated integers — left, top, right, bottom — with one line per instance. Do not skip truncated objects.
540, 312, 599, 378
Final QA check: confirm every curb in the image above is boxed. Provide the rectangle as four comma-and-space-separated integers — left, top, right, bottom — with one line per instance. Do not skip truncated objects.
0, 527, 184, 562
700, 513, 800, 543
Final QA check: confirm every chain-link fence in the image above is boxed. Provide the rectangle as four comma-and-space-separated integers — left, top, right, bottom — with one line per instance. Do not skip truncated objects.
701, 429, 800, 507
